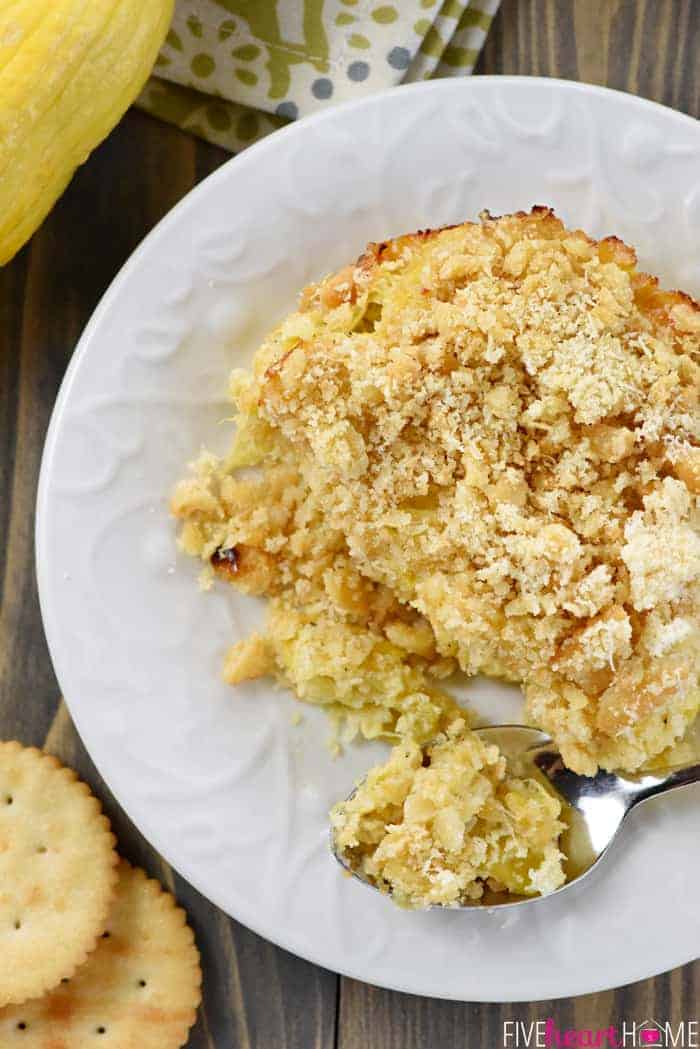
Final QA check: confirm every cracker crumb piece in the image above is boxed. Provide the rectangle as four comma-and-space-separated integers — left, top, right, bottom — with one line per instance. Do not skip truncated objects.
223, 633, 274, 685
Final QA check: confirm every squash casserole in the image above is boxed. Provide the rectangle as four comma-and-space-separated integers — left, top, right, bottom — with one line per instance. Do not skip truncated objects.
330, 718, 566, 907
172, 208, 699, 906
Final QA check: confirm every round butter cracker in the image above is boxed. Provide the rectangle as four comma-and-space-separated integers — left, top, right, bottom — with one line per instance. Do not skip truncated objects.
0, 860, 202, 1047
0, 741, 118, 1006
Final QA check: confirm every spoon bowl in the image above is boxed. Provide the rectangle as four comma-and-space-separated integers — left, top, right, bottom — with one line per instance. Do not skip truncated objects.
332, 724, 700, 909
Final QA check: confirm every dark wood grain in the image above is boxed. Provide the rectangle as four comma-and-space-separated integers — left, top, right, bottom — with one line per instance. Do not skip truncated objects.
0, 110, 337, 1049
0, 3, 698, 1047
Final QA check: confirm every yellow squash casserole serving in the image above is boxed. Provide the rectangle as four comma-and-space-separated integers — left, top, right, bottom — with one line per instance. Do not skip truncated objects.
172, 208, 700, 907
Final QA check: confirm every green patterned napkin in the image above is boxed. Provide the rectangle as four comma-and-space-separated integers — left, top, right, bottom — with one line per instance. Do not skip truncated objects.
137, 0, 500, 152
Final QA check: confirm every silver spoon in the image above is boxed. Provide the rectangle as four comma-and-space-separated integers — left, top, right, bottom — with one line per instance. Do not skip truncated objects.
332, 724, 700, 908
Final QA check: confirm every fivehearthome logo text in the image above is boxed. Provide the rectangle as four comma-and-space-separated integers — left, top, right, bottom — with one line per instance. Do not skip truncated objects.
503, 1018, 699, 1048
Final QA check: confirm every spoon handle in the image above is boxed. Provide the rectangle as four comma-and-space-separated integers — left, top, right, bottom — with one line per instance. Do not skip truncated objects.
628, 762, 700, 808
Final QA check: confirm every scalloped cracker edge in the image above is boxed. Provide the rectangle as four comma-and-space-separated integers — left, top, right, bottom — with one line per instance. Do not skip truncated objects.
0, 741, 118, 1006
0, 859, 202, 1047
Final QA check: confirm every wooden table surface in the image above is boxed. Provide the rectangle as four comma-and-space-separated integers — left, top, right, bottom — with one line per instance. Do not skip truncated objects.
1, 1, 698, 1045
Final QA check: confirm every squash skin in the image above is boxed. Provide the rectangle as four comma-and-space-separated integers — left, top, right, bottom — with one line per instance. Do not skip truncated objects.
0, 1, 174, 264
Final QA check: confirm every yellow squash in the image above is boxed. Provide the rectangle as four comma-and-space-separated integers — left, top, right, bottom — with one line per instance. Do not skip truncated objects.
0, 0, 174, 264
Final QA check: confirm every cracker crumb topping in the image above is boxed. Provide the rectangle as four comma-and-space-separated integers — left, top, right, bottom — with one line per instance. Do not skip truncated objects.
172, 208, 699, 903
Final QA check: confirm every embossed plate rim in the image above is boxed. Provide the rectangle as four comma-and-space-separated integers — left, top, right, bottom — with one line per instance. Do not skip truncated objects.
37, 77, 700, 1001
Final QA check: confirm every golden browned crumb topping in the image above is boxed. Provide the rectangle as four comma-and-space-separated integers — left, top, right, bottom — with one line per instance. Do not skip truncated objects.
173, 208, 699, 787
331, 719, 565, 908
172, 441, 463, 747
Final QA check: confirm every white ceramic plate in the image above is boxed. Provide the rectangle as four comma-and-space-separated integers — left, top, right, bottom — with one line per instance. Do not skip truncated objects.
37, 78, 700, 1002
